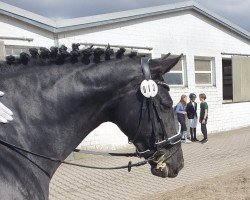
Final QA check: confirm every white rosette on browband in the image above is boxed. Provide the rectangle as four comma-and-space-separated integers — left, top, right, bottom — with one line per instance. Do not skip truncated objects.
140, 80, 158, 98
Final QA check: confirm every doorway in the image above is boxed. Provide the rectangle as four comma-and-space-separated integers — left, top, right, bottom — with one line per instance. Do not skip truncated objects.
222, 58, 233, 100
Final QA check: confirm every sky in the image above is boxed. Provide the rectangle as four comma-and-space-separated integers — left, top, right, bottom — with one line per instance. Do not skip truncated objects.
1, 0, 250, 32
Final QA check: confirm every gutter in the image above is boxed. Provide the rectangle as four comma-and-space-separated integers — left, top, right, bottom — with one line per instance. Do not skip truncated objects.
0, 36, 34, 42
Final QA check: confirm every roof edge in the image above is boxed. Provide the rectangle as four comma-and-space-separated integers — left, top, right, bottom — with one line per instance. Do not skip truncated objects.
54, 1, 250, 41
191, 2, 250, 40
0, 1, 56, 32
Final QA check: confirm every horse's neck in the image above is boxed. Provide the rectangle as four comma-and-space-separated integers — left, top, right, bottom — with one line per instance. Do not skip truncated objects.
0, 57, 140, 168
0, 58, 141, 199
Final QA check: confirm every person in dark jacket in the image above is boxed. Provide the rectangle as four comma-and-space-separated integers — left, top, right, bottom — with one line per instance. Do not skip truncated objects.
186, 93, 198, 142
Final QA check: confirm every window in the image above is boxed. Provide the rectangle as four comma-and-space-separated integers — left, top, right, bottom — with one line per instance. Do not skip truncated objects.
5, 45, 31, 56
194, 57, 214, 85
162, 54, 185, 86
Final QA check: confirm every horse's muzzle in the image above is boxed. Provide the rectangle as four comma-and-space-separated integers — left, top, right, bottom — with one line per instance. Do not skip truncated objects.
150, 159, 184, 178
149, 148, 184, 178
151, 163, 169, 178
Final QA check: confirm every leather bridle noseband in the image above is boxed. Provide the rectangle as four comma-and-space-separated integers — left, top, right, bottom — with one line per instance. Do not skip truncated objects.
0, 57, 181, 174
131, 57, 181, 158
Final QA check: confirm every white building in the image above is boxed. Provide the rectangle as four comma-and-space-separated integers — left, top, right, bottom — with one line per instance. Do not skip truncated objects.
1, 1, 250, 149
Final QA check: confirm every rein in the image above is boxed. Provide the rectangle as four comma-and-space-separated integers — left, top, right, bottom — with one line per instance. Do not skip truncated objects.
73, 149, 137, 157
0, 138, 149, 172
0, 137, 180, 173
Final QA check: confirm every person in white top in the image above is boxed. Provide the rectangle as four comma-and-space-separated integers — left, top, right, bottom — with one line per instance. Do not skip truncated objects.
0, 91, 13, 123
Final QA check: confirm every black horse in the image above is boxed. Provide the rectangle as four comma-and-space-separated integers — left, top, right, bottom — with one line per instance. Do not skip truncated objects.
0, 45, 184, 200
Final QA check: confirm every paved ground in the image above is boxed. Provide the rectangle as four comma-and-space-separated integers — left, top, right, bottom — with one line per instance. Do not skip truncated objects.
49, 127, 250, 200
151, 167, 250, 200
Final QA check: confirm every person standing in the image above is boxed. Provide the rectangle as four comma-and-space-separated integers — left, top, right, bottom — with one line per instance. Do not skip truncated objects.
176, 95, 191, 143
186, 93, 198, 142
199, 93, 208, 144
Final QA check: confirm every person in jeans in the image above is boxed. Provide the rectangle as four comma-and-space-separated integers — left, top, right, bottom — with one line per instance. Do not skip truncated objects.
199, 93, 208, 144
176, 95, 191, 143
186, 93, 198, 142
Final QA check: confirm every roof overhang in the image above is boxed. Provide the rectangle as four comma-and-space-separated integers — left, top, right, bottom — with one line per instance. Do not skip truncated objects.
0, 1, 250, 41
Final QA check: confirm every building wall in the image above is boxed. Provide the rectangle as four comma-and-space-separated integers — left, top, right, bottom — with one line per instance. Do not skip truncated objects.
0, 14, 55, 49
58, 10, 250, 149
1, 10, 250, 150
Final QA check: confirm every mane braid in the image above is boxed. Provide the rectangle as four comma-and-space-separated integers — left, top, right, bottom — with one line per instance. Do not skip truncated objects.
29, 48, 39, 59
116, 47, 126, 59
5, 55, 15, 65
81, 45, 93, 65
93, 48, 104, 63
40, 47, 50, 59
50, 47, 58, 58
0, 43, 147, 71
105, 44, 114, 60
128, 51, 138, 58
19, 52, 30, 65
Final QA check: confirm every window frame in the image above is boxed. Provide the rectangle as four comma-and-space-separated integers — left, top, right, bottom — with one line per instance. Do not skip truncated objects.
5, 45, 35, 56
161, 54, 186, 87
194, 56, 214, 86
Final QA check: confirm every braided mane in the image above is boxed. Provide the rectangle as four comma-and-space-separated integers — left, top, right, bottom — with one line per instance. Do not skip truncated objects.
1, 43, 140, 67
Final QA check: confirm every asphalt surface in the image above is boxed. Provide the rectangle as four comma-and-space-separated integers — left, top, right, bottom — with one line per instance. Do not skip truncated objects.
49, 126, 250, 200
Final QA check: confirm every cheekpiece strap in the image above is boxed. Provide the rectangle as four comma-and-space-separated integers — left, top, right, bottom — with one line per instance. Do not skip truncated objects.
141, 57, 151, 80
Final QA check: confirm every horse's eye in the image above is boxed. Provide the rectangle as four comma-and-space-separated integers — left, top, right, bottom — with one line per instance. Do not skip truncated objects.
164, 85, 170, 91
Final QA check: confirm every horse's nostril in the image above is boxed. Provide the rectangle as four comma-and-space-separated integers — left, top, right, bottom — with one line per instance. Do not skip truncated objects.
151, 164, 169, 178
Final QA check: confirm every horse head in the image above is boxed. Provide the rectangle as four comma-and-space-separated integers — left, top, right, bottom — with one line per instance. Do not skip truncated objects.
108, 54, 184, 178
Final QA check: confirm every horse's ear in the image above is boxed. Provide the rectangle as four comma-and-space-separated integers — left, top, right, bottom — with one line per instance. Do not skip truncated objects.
148, 53, 171, 67
149, 54, 183, 78
161, 53, 171, 60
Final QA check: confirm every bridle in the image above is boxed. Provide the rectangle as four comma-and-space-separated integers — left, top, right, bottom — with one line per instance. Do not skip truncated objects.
130, 57, 181, 158
0, 57, 181, 174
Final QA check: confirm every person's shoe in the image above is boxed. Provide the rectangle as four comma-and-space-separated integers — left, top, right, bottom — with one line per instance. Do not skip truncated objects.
185, 139, 192, 143
193, 138, 199, 142
201, 139, 208, 144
